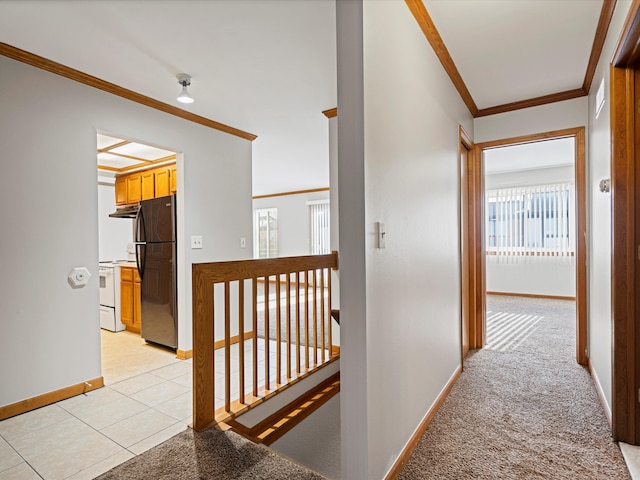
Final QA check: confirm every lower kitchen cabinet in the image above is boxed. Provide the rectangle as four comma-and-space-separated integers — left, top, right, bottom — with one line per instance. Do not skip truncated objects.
120, 266, 141, 333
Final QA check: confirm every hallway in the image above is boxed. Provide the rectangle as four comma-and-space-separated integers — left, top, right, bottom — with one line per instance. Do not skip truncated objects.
398, 295, 630, 479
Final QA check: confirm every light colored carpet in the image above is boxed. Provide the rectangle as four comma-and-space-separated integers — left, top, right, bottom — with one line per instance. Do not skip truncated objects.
399, 295, 630, 479
95, 428, 326, 480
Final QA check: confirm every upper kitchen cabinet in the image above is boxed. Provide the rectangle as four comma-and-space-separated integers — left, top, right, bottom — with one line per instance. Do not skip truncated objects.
126, 174, 142, 203
155, 167, 171, 197
170, 165, 177, 194
115, 177, 127, 205
113, 164, 177, 206
141, 170, 155, 200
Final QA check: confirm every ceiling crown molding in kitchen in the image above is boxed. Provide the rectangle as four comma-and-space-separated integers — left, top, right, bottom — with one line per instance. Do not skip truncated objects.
0, 42, 257, 141
405, 0, 617, 118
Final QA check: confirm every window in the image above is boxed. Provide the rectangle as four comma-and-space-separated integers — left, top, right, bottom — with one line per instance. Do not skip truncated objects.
308, 201, 330, 255
255, 208, 278, 258
486, 183, 574, 260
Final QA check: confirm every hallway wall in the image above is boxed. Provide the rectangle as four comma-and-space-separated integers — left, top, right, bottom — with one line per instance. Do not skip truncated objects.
474, 97, 587, 143
586, 0, 632, 415
337, 2, 473, 478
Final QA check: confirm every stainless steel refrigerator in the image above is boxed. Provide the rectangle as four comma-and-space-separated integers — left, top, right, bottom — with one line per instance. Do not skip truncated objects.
134, 194, 177, 349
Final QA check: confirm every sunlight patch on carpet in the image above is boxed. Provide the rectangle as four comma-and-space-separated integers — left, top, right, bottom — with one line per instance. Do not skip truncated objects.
486, 310, 543, 351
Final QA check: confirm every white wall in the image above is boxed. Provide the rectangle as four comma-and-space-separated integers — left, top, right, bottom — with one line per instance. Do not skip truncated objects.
474, 97, 588, 143
337, 1, 473, 477
0, 55, 252, 408
485, 166, 576, 298
587, 0, 632, 414
97, 176, 133, 262
271, 394, 341, 480
253, 189, 329, 258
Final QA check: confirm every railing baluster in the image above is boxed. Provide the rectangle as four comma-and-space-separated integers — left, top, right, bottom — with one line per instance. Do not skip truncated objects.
320, 268, 326, 362
264, 275, 270, 391
328, 267, 333, 358
276, 275, 282, 386
286, 273, 291, 379
238, 279, 245, 404
304, 270, 310, 370
224, 281, 231, 412
295, 271, 301, 375
313, 270, 318, 366
252, 277, 258, 398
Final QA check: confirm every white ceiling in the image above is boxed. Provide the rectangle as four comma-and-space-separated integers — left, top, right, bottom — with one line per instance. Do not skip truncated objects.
0, 1, 606, 193
424, 0, 603, 109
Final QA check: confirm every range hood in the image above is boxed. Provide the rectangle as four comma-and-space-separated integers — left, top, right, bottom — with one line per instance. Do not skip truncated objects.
109, 204, 139, 219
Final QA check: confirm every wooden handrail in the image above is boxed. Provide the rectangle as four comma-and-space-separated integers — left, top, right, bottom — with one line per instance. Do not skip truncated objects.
192, 252, 339, 431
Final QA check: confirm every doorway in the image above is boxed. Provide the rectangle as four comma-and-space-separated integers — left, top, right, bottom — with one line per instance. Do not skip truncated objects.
469, 128, 587, 365
96, 132, 181, 385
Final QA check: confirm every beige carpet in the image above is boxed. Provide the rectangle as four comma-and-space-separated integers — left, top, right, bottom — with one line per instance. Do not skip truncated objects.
399, 295, 630, 479
95, 428, 326, 479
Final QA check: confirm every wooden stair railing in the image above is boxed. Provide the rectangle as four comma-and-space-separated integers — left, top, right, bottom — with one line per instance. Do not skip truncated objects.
192, 252, 339, 431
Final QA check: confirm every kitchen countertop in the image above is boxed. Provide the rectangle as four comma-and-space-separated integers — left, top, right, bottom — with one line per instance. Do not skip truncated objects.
117, 262, 137, 268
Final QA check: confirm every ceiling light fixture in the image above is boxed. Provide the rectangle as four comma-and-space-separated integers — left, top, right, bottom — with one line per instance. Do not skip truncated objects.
176, 73, 194, 104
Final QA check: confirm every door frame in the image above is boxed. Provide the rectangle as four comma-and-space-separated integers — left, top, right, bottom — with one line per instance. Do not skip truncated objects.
459, 126, 485, 354
610, 0, 640, 442
475, 127, 588, 366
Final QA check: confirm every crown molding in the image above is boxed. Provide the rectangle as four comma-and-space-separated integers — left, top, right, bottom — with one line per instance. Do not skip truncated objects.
407, 0, 617, 118
405, 0, 479, 117
322, 107, 338, 118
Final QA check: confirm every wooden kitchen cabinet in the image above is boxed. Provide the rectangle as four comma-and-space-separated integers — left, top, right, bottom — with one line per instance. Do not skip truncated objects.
115, 177, 128, 205
120, 266, 141, 333
126, 174, 142, 204
133, 272, 141, 330
141, 171, 155, 200
154, 167, 171, 197
114, 162, 176, 207
170, 165, 177, 194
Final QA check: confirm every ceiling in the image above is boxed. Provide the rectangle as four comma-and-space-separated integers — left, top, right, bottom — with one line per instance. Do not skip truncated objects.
0, 1, 609, 193
424, 0, 605, 110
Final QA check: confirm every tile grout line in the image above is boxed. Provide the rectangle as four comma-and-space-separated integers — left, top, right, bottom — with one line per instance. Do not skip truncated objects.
0, 432, 44, 479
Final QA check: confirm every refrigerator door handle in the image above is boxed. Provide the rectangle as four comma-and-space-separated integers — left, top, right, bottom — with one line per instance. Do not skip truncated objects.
134, 205, 145, 243
135, 243, 145, 280
134, 203, 146, 279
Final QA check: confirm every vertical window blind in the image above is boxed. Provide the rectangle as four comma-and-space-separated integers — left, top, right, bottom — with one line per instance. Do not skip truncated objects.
308, 201, 330, 255
486, 183, 574, 263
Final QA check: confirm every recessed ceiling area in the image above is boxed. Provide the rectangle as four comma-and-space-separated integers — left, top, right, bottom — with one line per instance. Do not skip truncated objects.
97, 133, 176, 174
424, 0, 603, 109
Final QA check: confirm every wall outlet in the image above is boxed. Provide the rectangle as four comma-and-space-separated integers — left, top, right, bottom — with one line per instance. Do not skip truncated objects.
191, 235, 203, 249
240, 237, 246, 248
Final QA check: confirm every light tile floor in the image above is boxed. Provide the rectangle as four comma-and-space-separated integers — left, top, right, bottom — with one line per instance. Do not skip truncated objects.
0, 330, 327, 480
0, 331, 191, 480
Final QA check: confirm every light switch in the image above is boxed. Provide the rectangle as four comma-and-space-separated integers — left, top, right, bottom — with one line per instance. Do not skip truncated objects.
191, 235, 203, 249
240, 237, 246, 248
376, 222, 386, 249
